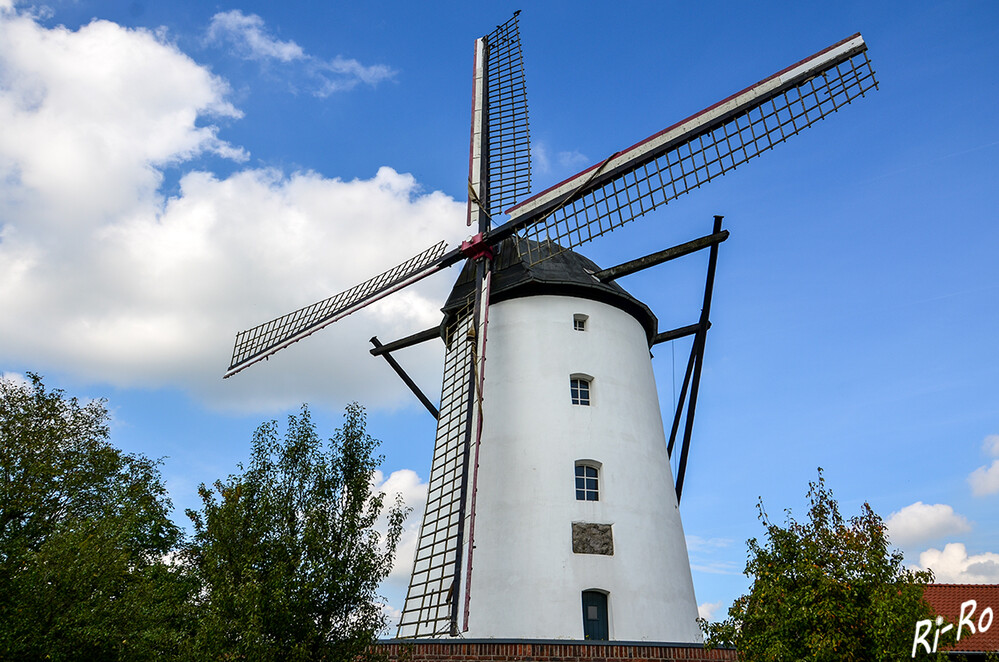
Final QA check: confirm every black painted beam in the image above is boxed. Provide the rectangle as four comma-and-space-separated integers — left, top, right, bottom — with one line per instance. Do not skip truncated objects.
369, 326, 441, 356
369, 336, 439, 420
593, 230, 729, 282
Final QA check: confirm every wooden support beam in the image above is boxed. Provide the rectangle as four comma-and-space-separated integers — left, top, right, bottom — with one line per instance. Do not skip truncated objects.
593, 230, 729, 282
652, 321, 711, 346
369, 326, 441, 356
675, 216, 724, 505
369, 336, 439, 420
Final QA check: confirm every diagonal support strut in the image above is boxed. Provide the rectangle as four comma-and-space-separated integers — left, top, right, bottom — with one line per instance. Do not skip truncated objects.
370, 336, 440, 420
670, 215, 724, 504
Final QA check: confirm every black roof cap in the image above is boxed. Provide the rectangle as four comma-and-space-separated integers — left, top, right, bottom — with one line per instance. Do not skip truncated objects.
443, 237, 658, 344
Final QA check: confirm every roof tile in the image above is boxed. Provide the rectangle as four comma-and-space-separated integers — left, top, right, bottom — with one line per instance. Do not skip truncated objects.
923, 584, 999, 653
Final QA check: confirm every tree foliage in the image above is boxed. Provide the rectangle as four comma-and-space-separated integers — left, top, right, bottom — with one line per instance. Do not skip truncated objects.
701, 469, 935, 662
0, 373, 191, 660
184, 402, 406, 662
1, 374, 407, 661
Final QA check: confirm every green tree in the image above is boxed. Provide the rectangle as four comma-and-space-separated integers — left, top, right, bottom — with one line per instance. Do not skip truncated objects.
185, 402, 406, 662
701, 469, 935, 661
0, 373, 192, 661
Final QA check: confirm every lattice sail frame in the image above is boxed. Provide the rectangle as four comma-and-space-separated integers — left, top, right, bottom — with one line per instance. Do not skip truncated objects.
483, 11, 531, 217
507, 35, 878, 265
225, 241, 447, 377
397, 300, 475, 638
399, 13, 526, 638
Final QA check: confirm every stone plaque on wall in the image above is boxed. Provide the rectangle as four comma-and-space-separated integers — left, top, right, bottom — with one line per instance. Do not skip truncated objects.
572, 522, 614, 555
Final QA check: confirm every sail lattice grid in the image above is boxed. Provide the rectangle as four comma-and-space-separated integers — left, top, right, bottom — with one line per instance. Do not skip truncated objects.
227, 241, 447, 375
516, 50, 878, 265
397, 300, 475, 638
484, 12, 531, 217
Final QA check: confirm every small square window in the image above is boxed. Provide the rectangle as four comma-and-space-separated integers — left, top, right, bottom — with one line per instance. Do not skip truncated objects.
573, 313, 588, 331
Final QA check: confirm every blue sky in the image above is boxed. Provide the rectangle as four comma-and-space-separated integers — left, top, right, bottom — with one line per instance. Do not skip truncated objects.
1, 0, 997, 629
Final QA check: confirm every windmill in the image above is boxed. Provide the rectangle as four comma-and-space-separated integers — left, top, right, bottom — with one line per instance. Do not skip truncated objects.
225, 13, 878, 642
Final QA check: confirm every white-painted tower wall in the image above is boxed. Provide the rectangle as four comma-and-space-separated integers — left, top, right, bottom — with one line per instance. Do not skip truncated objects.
463, 293, 700, 642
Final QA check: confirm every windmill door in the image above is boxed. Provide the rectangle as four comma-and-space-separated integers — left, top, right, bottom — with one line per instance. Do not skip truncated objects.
582, 591, 609, 640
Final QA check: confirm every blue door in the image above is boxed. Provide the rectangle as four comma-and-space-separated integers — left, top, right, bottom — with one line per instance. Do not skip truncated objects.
581, 591, 609, 640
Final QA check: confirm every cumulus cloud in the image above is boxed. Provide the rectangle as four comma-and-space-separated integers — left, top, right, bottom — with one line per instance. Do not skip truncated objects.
205, 10, 394, 96
885, 502, 972, 547
970, 463, 999, 496
698, 600, 724, 621
916, 543, 999, 583
985, 434, 999, 456
0, 11, 244, 230
376, 600, 403, 636
0, 371, 29, 388
372, 468, 428, 625
372, 468, 427, 586
0, 8, 466, 412
969, 434, 999, 496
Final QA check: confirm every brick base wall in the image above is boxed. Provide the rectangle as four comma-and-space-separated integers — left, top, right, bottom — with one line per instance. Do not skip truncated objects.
372, 640, 738, 662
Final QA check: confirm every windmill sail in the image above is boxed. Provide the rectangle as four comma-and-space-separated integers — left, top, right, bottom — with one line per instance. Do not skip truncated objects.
397, 299, 476, 638
482, 11, 531, 217
399, 13, 525, 636
501, 34, 877, 265
225, 240, 449, 377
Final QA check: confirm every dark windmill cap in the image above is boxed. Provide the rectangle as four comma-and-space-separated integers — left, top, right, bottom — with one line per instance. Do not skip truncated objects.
442, 237, 658, 345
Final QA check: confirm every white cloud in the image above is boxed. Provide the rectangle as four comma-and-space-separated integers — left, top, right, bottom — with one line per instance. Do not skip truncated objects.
968, 434, 999, 496
0, 12, 243, 233
532, 141, 591, 190
885, 502, 972, 547
314, 56, 395, 96
376, 600, 403, 636
557, 149, 589, 170
698, 600, 724, 621
0, 371, 29, 388
916, 543, 999, 583
969, 462, 999, 496
207, 10, 303, 62
533, 142, 551, 175
686, 535, 741, 575
689, 560, 742, 575
0, 9, 466, 413
686, 535, 735, 552
371, 468, 427, 585
372, 468, 428, 623
206, 10, 394, 96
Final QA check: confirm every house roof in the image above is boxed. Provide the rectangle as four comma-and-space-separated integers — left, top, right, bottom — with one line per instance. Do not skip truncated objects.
442, 237, 659, 344
923, 584, 999, 653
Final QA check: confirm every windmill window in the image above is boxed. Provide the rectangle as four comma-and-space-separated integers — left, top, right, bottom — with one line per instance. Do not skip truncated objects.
575, 464, 599, 501
570, 376, 591, 406
573, 313, 588, 331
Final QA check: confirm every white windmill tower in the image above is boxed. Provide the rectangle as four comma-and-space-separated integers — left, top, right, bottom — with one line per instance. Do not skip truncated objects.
225, 12, 878, 643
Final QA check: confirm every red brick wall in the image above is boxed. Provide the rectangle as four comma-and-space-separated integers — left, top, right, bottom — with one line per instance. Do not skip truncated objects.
372, 641, 738, 662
